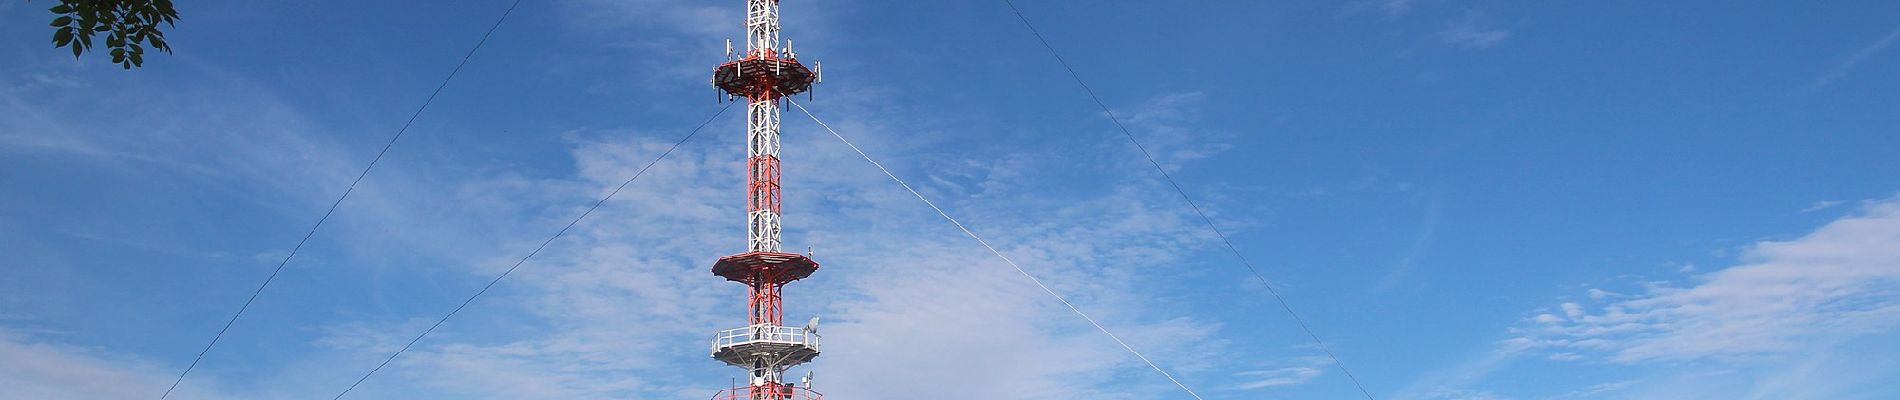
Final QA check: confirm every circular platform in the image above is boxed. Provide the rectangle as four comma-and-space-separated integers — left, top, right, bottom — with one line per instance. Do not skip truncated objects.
712, 251, 820, 284
713, 56, 816, 98
710, 324, 821, 368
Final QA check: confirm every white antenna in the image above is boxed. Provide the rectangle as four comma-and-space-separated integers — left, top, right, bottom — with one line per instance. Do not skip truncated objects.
725, 38, 734, 59
801, 371, 814, 388
815, 61, 823, 83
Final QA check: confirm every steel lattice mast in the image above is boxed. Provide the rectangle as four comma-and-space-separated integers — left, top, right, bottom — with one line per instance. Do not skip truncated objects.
707, 0, 823, 399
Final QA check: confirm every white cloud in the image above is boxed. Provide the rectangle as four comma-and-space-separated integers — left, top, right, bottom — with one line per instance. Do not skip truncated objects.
1347, 0, 1416, 18
1518, 195, 1900, 363
1546, 379, 1635, 400
1231, 355, 1331, 391
1544, 352, 1582, 361
1115, 92, 1232, 173
1559, 302, 1583, 319
1801, 200, 1846, 214
301, 89, 1257, 399
1392, 343, 1525, 400
1420, 388, 1512, 400
1439, 14, 1511, 49
0, 330, 240, 400
1235, 367, 1323, 389
1807, 26, 1900, 91
1381, 184, 1446, 290
1404, 208, 1900, 400
557, 0, 736, 40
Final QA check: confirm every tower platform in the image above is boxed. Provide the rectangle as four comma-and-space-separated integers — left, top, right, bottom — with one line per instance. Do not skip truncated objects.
710, 324, 821, 368
712, 251, 819, 284
713, 55, 816, 98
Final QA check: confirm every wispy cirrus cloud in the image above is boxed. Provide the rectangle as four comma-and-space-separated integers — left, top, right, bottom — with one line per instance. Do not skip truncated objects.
1231, 355, 1331, 390
1546, 379, 1637, 400
293, 88, 1269, 399
1397, 195, 1900, 400
1806, 26, 1900, 91
1346, 0, 1416, 18
1516, 194, 1900, 363
1439, 13, 1511, 49
0, 329, 241, 400
1419, 388, 1512, 400
1800, 200, 1846, 214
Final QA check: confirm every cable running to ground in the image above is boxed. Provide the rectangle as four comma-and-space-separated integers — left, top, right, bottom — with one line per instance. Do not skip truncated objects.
162, 1, 528, 397
998, 2, 1378, 399
328, 103, 731, 400
788, 100, 1205, 400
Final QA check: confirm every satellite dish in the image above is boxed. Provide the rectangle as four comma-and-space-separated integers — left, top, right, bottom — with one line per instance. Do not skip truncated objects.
801, 371, 814, 388
804, 316, 820, 335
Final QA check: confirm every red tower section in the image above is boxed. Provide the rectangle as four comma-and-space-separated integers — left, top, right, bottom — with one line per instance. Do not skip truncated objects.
712, 252, 818, 327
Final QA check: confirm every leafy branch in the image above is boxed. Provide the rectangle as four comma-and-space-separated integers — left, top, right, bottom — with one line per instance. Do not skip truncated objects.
48, 0, 180, 69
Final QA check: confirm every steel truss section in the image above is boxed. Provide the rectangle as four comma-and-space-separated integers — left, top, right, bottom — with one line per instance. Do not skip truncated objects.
746, 98, 784, 253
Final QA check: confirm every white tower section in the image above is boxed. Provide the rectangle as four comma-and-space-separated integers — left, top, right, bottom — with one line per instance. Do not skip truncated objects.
746, 99, 783, 253
745, 0, 784, 254
746, 0, 781, 58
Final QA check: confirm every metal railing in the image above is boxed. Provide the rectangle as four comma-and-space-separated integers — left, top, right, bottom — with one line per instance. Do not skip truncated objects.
711, 324, 821, 353
710, 385, 823, 400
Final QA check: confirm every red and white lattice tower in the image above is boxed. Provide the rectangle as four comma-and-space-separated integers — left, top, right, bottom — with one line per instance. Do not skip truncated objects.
707, 0, 823, 399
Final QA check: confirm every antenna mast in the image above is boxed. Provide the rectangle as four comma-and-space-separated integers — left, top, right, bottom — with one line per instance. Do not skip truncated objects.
708, 0, 823, 399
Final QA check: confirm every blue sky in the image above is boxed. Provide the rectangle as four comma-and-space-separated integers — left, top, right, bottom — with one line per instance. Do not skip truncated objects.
3, 1, 1900, 399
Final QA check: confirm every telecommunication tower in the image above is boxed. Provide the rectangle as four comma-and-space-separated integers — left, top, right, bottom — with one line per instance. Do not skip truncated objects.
707, 0, 823, 399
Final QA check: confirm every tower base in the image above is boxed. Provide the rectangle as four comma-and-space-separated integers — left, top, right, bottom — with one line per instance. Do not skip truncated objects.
711, 384, 823, 400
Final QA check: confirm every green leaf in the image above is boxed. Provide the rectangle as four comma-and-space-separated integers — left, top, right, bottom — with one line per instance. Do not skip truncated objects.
54, 27, 73, 46
51, 16, 73, 27
50, 4, 73, 14
71, 43, 83, 57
